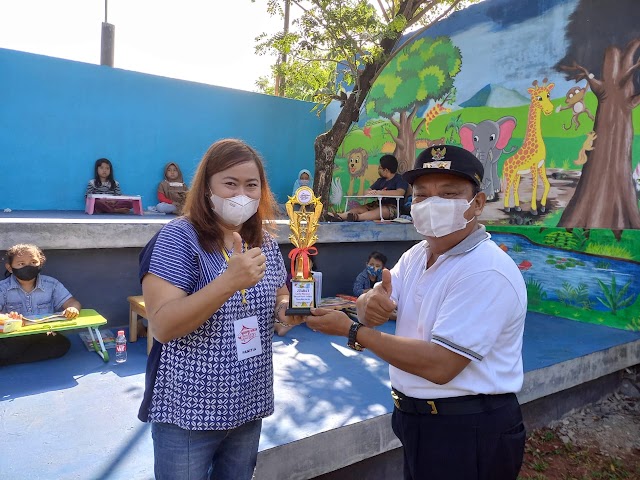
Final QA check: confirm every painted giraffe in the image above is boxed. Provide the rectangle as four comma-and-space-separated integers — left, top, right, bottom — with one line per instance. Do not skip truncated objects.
502, 79, 555, 215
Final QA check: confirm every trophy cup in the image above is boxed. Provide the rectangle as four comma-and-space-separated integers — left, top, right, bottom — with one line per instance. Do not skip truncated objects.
285, 186, 323, 316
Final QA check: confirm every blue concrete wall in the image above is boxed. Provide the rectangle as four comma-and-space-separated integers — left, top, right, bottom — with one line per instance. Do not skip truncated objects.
0, 48, 324, 210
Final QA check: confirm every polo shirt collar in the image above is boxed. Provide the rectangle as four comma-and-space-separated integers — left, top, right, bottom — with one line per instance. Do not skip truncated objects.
441, 225, 490, 257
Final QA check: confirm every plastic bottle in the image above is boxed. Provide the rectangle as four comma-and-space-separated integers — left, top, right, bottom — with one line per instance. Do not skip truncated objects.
115, 330, 127, 363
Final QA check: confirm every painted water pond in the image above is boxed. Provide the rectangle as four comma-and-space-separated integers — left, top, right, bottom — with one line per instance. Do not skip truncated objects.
491, 233, 640, 313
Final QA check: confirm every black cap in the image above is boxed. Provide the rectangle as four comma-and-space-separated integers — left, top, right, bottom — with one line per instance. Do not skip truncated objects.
402, 145, 484, 187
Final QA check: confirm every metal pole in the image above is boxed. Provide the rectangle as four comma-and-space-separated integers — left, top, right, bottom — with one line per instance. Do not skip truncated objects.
100, 0, 115, 66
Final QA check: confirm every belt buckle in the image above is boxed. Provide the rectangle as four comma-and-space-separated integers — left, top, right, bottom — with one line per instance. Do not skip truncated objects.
426, 400, 438, 415
391, 390, 401, 409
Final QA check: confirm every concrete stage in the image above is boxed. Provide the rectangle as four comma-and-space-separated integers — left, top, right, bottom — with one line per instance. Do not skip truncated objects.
1, 313, 639, 480
1, 212, 639, 478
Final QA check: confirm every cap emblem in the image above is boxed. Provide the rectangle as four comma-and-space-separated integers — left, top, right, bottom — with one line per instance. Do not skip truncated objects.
431, 147, 446, 161
423, 160, 452, 170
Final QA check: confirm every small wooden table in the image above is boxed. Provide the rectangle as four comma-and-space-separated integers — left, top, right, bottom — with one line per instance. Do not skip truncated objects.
343, 195, 404, 221
0, 309, 110, 362
85, 194, 143, 215
128, 295, 153, 355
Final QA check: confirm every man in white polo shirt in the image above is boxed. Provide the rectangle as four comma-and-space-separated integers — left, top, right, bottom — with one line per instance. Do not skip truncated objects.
307, 144, 527, 480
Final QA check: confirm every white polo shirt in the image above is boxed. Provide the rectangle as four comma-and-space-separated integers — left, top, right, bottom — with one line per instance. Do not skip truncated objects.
389, 225, 527, 399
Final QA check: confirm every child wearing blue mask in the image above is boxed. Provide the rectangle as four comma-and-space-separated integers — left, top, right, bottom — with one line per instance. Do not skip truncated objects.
353, 251, 387, 297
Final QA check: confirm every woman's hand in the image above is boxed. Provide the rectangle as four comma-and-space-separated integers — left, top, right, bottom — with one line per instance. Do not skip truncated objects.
63, 307, 80, 319
306, 308, 352, 337
224, 232, 267, 291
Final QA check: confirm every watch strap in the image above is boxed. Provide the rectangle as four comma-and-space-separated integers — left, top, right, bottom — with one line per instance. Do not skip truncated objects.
347, 321, 365, 351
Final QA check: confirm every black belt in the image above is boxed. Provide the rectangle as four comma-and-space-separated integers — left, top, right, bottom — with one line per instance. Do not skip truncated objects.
391, 388, 515, 415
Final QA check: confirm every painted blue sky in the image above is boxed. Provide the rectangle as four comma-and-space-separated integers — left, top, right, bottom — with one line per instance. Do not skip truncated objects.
327, 0, 581, 126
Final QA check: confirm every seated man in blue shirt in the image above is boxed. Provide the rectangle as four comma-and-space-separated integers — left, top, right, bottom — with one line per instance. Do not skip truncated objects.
330, 154, 409, 222
0, 244, 81, 366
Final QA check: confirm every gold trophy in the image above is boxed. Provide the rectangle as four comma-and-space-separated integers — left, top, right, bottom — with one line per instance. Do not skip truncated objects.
285, 186, 323, 315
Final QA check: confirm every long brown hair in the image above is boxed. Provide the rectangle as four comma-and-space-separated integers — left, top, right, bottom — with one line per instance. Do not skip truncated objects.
183, 139, 278, 252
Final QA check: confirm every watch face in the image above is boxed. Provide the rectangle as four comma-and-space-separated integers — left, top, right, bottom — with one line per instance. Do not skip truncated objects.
295, 186, 314, 205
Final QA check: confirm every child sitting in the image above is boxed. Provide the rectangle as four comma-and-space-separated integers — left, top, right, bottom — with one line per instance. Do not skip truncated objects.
85, 158, 133, 214
0, 244, 81, 366
292, 169, 313, 194
353, 251, 387, 297
328, 155, 408, 222
152, 162, 189, 214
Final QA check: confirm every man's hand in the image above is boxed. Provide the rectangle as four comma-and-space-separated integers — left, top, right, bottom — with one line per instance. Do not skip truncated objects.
306, 308, 352, 336
224, 232, 266, 291
360, 268, 396, 326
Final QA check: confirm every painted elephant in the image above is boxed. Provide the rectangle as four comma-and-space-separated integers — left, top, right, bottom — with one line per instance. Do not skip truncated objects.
460, 116, 517, 201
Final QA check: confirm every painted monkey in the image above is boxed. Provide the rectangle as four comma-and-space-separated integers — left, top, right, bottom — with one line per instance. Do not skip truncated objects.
556, 82, 594, 130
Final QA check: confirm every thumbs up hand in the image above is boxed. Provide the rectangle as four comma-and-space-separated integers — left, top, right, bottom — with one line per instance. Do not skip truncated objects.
361, 268, 396, 326
224, 232, 267, 291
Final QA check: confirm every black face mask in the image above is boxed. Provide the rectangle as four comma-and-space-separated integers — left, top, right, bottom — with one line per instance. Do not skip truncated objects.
12, 265, 41, 281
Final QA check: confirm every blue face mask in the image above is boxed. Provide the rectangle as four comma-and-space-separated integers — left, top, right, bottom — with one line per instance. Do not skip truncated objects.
366, 265, 382, 279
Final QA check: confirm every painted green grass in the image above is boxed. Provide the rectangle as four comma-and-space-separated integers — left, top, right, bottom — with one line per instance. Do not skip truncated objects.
486, 226, 640, 261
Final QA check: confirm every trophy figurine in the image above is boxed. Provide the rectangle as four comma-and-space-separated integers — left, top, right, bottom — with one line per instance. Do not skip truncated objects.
285, 186, 323, 316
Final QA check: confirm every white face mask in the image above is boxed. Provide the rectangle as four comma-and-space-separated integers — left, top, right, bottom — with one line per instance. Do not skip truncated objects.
299, 179, 310, 186
411, 195, 475, 238
210, 193, 259, 226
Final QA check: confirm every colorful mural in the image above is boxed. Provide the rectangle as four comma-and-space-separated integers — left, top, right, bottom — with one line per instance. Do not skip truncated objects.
326, 0, 640, 330
328, 0, 640, 230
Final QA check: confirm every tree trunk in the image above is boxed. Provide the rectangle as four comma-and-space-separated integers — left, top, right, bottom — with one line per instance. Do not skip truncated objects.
393, 112, 418, 173
558, 45, 640, 229
312, 1, 428, 215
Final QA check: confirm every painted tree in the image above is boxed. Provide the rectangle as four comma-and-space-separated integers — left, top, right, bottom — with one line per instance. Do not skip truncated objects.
365, 36, 461, 172
555, 0, 640, 229
254, 0, 473, 214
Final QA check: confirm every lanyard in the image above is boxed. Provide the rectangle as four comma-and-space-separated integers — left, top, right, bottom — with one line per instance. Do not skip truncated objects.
221, 242, 248, 305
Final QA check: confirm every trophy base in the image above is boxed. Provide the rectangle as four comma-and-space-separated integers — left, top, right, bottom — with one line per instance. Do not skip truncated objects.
285, 307, 312, 316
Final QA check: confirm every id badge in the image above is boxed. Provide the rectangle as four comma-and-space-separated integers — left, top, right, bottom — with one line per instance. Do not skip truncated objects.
234, 315, 262, 361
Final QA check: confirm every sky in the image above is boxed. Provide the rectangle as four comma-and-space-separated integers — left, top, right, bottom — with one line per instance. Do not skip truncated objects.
0, 0, 284, 92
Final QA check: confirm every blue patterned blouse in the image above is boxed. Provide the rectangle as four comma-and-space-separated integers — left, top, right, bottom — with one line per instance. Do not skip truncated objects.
142, 218, 287, 430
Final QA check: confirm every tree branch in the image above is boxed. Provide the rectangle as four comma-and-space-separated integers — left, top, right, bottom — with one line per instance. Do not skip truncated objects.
558, 61, 605, 97
620, 38, 640, 86
631, 93, 640, 110
405, 0, 440, 30
389, 115, 401, 130
407, 104, 418, 125
385, 127, 401, 146
398, 0, 465, 51
376, 0, 391, 22
622, 38, 640, 70
413, 117, 426, 135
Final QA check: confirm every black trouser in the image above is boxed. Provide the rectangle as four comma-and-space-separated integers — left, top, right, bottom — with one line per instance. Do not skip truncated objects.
0, 334, 71, 366
391, 390, 525, 480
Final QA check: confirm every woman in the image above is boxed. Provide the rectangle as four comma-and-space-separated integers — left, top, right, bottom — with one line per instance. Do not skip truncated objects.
138, 139, 304, 480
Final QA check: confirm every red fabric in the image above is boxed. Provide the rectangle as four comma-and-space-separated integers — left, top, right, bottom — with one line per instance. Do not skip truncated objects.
288, 246, 318, 278
158, 192, 172, 204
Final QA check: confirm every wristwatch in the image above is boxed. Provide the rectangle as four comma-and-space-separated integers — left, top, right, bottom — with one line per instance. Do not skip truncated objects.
274, 301, 290, 327
347, 321, 365, 351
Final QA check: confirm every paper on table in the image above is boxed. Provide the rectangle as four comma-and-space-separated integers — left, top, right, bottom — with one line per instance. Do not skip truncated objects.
23, 313, 67, 324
